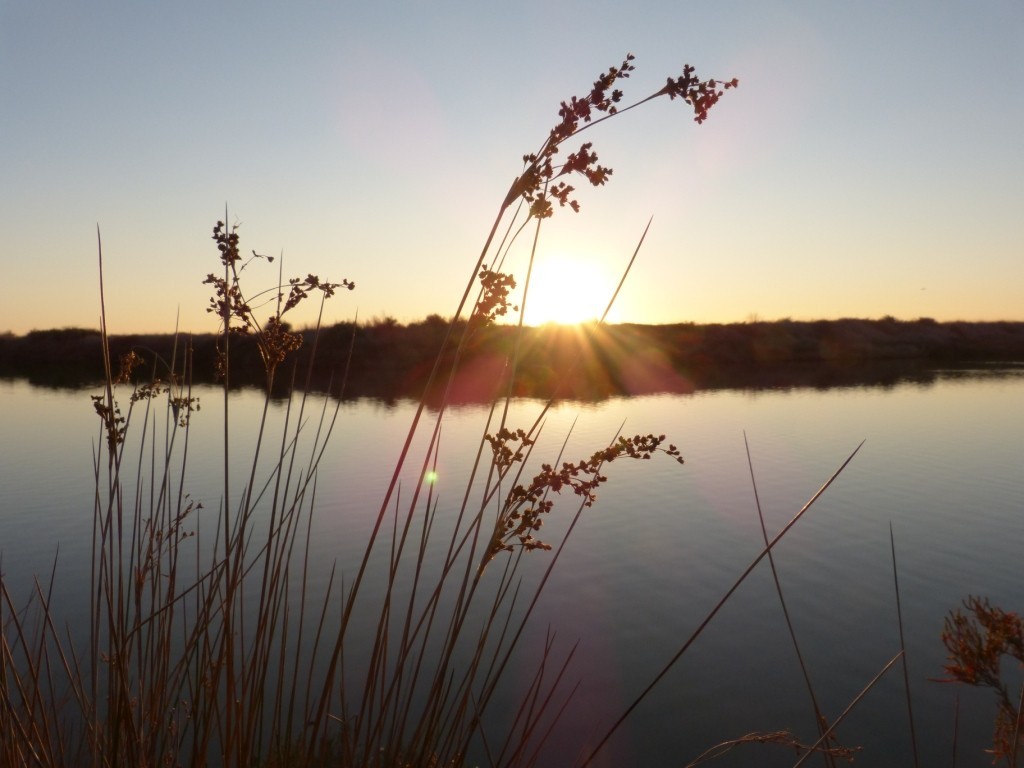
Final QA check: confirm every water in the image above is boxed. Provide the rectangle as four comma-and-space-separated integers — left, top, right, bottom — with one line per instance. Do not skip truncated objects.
2, 369, 1023, 766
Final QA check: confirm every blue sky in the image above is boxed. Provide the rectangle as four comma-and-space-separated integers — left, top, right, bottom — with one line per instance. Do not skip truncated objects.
2, 1, 1022, 334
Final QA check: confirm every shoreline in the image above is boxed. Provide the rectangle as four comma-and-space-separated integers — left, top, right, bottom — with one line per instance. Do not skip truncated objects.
4, 318, 1024, 400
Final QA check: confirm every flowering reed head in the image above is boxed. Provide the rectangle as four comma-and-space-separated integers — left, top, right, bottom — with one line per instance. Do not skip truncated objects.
483, 432, 684, 567
506, 54, 737, 219
204, 221, 354, 386
941, 596, 1024, 760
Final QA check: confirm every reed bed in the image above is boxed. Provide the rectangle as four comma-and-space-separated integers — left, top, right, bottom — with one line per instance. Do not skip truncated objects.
2, 53, 1015, 768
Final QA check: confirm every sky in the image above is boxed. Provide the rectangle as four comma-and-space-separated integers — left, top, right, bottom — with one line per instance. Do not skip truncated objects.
2, 1, 1022, 335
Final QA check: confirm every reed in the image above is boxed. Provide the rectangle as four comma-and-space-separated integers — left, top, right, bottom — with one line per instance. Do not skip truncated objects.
3, 52, 967, 768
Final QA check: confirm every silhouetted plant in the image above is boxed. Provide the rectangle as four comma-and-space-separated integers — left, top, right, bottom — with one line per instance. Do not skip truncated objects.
469, 268, 519, 331
684, 728, 860, 766
1, 53, 759, 768
506, 54, 737, 219
942, 596, 1024, 765
483, 432, 683, 564
204, 220, 354, 388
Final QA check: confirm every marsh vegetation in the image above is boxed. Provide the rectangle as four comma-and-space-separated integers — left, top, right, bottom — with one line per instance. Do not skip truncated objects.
1, 54, 1020, 767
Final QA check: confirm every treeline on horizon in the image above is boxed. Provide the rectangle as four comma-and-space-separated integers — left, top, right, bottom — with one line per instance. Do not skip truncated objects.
3, 316, 1024, 401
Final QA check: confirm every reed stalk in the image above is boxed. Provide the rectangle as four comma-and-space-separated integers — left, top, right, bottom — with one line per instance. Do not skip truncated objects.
5, 54, 947, 768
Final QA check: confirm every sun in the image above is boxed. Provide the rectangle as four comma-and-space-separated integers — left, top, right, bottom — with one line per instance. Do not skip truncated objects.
521, 255, 620, 326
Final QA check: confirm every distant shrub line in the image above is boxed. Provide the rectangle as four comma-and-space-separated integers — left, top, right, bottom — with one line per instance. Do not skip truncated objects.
3, 317, 1024, 399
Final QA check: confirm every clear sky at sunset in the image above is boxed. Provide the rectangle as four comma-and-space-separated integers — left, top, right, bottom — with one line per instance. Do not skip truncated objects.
2, 2, 1022, 335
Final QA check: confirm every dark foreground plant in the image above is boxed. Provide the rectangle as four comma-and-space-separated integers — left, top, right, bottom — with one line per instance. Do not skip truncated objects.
2, 51, 883, 768
296, 53, 740, 768
941, 596, 1024, 765
204, 220, 354, 391
5, 55, 931, 768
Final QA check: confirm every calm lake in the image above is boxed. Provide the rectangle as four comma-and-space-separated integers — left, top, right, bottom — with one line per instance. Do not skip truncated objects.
2, 367, 1023, 767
